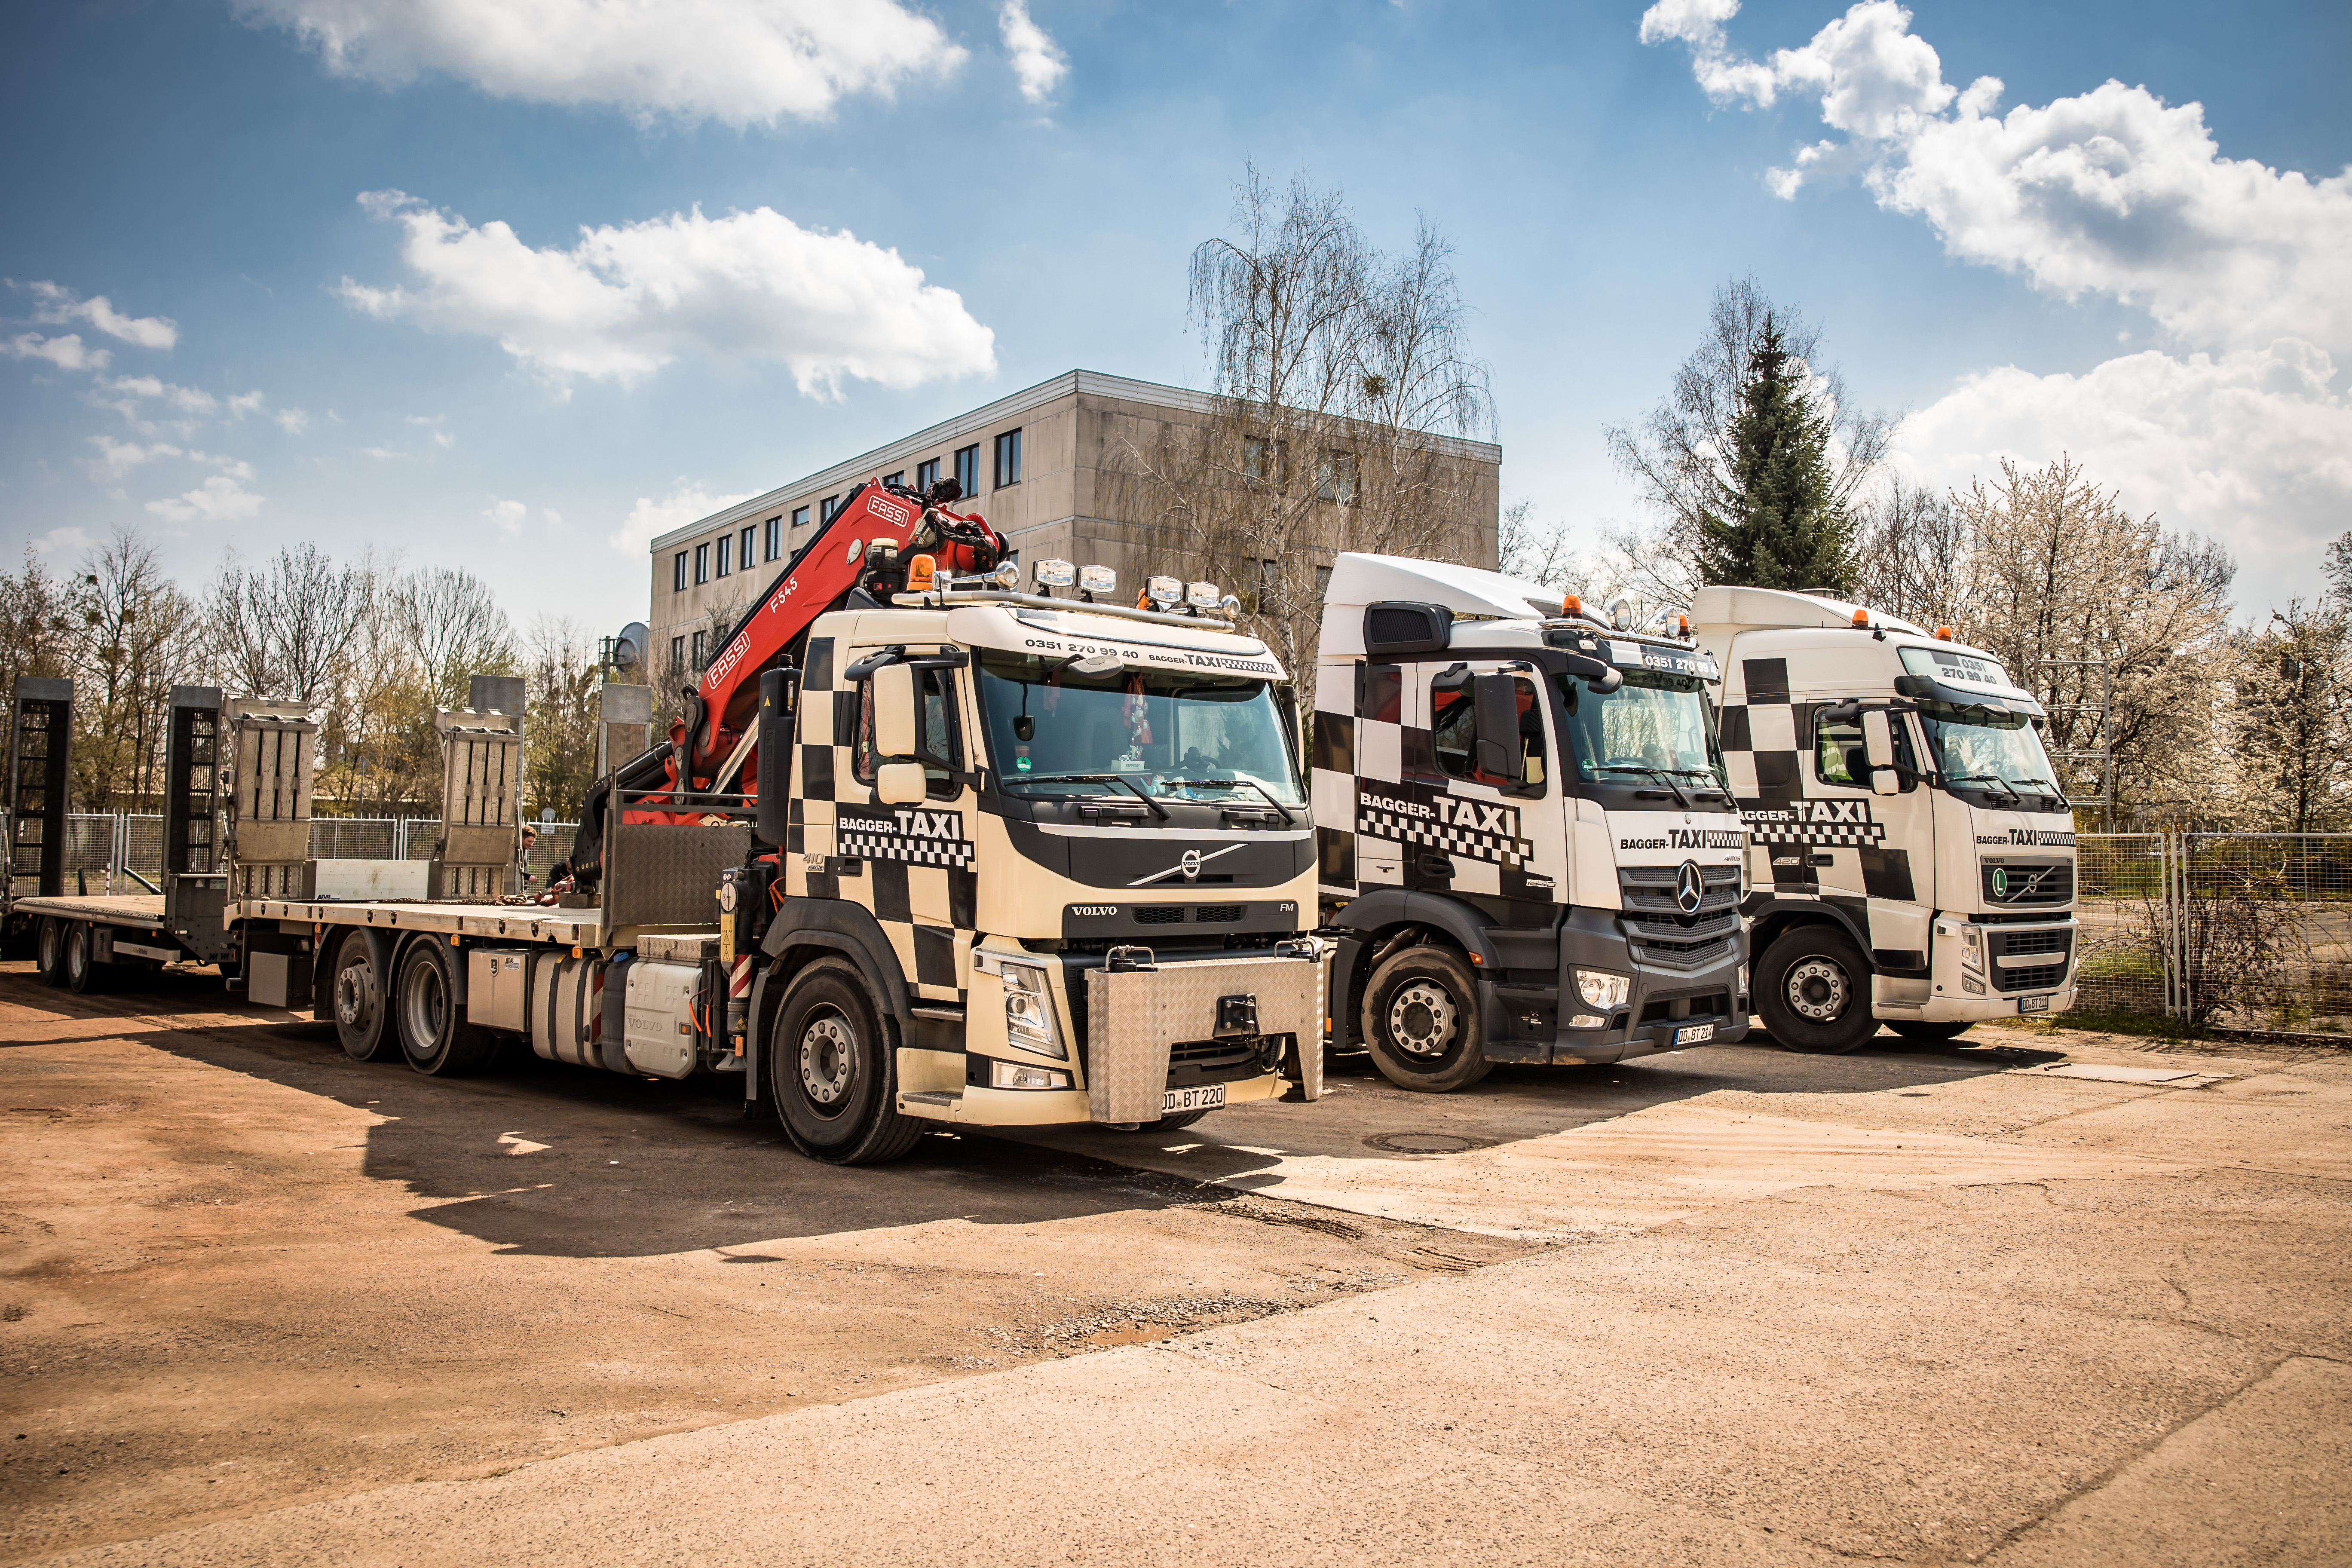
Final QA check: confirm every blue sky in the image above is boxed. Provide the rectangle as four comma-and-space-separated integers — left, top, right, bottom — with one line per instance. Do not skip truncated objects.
4, 0, 2347, 641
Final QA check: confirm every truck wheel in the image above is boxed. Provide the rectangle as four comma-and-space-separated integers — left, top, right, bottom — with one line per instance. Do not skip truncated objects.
1888, 1020, 1972, 1042
396, 940, 496, 1077
1361, 947, 1491, 1093
769, 959, 923, 1165
63, 923, 104, 995
1756, 926, 1878, 1054
331, 930, 399, 1063
35, 917, 68, 987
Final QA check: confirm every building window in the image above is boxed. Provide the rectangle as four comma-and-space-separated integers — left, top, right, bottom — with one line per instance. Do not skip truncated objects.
764, 516, 782, 561
694, 543, 710, 584
673, 551, 689, 593
953, 444, 980, 497
993, 428, 1022, 488
671, 635, 686, 670
740, 525, 757, 571
1243, 557, 1276, 613
792, 505, 810, 531
821, 494, 842, 523
1318, 450, 1358, 504
716, 535, 732, 577
915, 457, 940, 493
1314, 564, 1332, 598
691, 630, 708, 669
884, 470, 906, 487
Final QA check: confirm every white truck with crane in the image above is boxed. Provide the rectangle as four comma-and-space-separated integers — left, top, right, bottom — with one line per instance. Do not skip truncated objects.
1692, 585, 2079, 1052
4, 476, 1326, 1162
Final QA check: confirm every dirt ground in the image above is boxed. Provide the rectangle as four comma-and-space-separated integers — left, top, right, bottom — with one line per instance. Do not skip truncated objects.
4, 962, 2348, 1565
0, 965, 1525, 1562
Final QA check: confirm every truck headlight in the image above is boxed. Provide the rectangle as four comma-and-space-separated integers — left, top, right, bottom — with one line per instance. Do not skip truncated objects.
1001, 962, 1065, 1059
1574, 970, 1629, 1010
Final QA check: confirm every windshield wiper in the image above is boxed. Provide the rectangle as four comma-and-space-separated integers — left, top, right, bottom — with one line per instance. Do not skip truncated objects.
1596, 763, 1690, 808
1002, 771, 1169, 819
1945, 771, 2022, 803
1659, 767, 1734, 802
1160, 777, 1298, 824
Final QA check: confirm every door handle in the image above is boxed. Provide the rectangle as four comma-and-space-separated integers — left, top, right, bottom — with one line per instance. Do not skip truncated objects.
1417, 851, 1455, 879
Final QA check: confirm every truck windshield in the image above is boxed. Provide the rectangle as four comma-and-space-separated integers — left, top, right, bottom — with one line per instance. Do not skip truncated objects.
974, 651, 1305, 805
1914, 701, 2062, 800
1557, 671, 1726, 788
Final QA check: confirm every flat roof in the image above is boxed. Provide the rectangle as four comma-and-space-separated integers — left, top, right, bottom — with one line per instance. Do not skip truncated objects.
648, 368, 1505, 554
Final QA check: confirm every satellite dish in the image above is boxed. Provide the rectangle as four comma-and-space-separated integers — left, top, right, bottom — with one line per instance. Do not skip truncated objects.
611, 621, 649, 671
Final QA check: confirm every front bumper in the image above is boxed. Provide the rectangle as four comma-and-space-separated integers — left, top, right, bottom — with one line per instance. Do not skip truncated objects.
1485, 907, 1748, 1067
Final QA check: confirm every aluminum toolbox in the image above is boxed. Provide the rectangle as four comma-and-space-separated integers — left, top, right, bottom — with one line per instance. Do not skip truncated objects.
1084, 952, 1322, 1123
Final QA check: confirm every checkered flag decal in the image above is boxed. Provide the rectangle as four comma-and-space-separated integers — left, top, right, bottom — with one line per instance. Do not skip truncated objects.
1357, 794, 1533, 867
1743, 802, 1888, 848
838, 806, 974, 868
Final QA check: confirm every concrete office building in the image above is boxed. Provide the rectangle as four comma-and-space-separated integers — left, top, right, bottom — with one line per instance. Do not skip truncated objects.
646, 368, 1502, 677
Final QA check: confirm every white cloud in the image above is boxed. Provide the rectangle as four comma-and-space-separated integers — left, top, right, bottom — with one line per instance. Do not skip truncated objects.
146, 474, 266, 524
342, 190, 996, 397
486, 497, 529, 535
239, 0, 965, 127
86, 436, 185, 476
103, 376, 220, 414
227, 389, 266, 418
188, 450, 257, 480
999, 0, 1067, 105
275, 407, 312, 435
31, 527, 94, 557
1893, 339, 2352, 616
609, 481, 754, 556
6, 333, 110, 371
1642, 0, 2352, 357
19, 280, 178, 349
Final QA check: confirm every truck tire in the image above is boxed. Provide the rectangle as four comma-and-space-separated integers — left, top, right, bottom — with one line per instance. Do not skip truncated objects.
1756, 925, 1878, 1054
395, 939, 497, 1077
769, 959, 924, 1165
63, 923, 104, 995
1888, 1020, 1972, 1042
331, 930, 399, 1063
35, 917, 68, 987
1361, 946, 1492, 1093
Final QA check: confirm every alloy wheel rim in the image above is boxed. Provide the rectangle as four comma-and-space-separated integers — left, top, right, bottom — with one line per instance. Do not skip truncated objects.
1387, 980, 1458, 1059
1786, 957, 1850, 1023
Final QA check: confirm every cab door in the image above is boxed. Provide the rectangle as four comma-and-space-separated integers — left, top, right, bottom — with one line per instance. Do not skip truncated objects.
1804, 701, 1934, 970
1407, 662, 1563, 911
840, 642, 977, 1002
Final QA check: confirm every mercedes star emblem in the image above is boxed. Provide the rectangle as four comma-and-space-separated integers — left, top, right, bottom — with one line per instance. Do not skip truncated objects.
1675, 860, 1706, 915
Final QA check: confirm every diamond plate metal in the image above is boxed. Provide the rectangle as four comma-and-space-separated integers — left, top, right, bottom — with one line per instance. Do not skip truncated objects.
1084, 953, 1321, 1123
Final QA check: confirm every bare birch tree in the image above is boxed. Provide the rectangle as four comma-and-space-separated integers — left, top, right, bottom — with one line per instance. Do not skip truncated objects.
65, 528, 201, 812
205, 543, 374, 707
1104, 167, 1498, 706
1852, 476, 1970, 628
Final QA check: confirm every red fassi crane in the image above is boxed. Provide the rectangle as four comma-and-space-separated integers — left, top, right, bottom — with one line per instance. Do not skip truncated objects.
569, 477, 1003, 888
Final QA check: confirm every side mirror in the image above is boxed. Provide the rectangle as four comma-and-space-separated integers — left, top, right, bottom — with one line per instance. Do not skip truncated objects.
873, 662, 919, 759
1472, 674, 1525, 784
1861, 709, 1896, 770
876, 761, 928, 805
1871, 769, 1900, 797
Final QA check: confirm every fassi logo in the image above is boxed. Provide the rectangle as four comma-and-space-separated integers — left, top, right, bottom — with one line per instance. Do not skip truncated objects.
868, 494, 912, 526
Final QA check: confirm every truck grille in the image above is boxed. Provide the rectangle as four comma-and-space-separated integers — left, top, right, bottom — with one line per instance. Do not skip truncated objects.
1620, 909, 1738, 971
1982, 862, 2073, 906
1619, 864, 1741, 916
1988, 922, 2074, 993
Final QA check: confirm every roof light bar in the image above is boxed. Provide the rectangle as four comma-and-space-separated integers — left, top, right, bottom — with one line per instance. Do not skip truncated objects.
1145, 575, 1182, 607
1185, 581, 1221, 609
1078, 564, 1117, 596
1033, 558, 1076, 590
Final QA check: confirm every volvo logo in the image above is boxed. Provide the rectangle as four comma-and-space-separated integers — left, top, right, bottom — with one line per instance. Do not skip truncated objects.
1180, 849, 1203, 881
1129, 842, 1246, 888
1675, 860, 1706, 915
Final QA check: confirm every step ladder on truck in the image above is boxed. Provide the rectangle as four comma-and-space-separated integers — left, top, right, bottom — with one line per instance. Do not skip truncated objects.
1309, 554, 1751, 1092
5, 475, 1327, 1163
1690, 585, 2080, 1053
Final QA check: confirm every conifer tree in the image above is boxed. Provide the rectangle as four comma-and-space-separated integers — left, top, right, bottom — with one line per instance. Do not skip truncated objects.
1693, 315, 1856, 592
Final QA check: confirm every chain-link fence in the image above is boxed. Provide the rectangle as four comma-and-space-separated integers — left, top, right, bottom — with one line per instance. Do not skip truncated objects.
15, 814, 581, 900
2075, 831, 2352, 1036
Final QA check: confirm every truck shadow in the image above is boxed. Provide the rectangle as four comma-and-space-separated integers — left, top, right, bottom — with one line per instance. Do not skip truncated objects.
4, 968, 1271, 1259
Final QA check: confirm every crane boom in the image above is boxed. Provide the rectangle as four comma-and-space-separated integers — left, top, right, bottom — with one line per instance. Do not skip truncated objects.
567, 476, 1001, 889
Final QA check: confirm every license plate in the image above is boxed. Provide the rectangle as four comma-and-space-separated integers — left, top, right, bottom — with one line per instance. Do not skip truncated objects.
1672, 1023, 1715, 1046
1162, 1084, 1226, 1115
2019, 995, 2050, 1014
